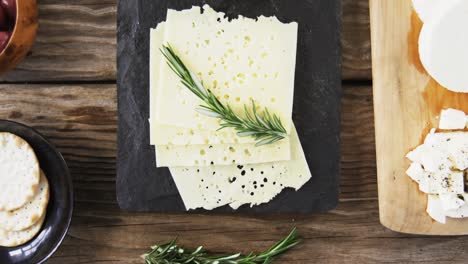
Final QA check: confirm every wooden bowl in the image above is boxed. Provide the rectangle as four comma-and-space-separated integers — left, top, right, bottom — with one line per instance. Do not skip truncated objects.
0, 0, 38, 76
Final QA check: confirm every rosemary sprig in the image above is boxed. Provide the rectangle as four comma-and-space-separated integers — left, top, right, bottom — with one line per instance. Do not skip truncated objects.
143, 228, 301, 264
160, 44, 287, 146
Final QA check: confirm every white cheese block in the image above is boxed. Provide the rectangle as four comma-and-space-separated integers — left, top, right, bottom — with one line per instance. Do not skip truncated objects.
445, 206, 468, 219
168, 124, 311, 210
407, 131, 468, 172
423, 132, 468, 171
418, 0, 468, 93
154, 5, 298, 133
427, 194, 468, 222
439, 108, 467, 130
445, 194, 468, 218
155, 136, 291, 167
427, 195, 447, 224
439, 193, 465, 211
411, 0, 445, 23
406, 162, 464, 195
406, 162, 426, 183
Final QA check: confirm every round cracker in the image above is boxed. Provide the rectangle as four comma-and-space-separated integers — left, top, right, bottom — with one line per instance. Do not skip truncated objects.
0, 132, 40, 211
0, 170, 49, 231
0, 213, 45, 247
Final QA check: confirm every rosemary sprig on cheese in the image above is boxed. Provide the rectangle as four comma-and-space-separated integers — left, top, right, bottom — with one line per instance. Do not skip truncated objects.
143, 228, 301, 264
161, 44, 288, 146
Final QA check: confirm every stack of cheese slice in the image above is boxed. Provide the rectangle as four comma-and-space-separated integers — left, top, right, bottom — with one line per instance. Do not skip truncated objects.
0, 133, 50, 247
413, 0, 468, 93
406, 109, 468, 223
149, 5, 311, 210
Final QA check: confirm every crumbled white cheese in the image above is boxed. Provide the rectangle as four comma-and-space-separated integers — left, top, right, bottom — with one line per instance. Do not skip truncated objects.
439, 108, 467, 130
406, 129, 468, 223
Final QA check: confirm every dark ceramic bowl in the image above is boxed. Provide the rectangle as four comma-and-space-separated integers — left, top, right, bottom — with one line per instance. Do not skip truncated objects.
0, 120, 73, 264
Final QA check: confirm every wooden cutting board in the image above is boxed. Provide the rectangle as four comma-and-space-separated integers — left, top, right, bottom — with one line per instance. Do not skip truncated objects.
370, 0, 468, 235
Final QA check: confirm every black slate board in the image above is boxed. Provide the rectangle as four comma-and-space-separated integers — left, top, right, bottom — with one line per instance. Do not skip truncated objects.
117, 0, 342, 213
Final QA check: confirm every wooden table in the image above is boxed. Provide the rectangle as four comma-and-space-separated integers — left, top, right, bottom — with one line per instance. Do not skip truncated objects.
1, 1, 467, 263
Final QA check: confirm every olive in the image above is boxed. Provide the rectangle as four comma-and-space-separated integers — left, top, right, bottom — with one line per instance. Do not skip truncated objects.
0, 6, 6, 30
0, 0, 15, 24
0, 31, 10, 52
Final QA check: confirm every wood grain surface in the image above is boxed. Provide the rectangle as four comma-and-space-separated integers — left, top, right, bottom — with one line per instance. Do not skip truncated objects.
0, 0, 466, 263
370, 0, 468, 235
0, 0, 370, 82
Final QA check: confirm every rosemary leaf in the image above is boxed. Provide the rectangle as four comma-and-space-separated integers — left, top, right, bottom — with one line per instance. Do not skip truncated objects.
143, 228, 301, 264
160, 44, 288, 146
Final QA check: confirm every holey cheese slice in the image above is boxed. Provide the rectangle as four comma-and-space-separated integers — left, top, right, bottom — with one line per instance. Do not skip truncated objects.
169, 125, 311, 210
155, 137, 290, 167
155, 5, 298, 133
419, 0, 468, 93
149, 23, 255, 146
149, 23, 291, 166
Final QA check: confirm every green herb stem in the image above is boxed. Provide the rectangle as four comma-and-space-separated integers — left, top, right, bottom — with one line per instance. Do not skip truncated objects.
143, 228, 301, 264
160, 44, 288, 146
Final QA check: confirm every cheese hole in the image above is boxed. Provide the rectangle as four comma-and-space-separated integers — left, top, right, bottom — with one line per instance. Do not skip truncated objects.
224, 94, 230, 100
235, 97, 241, 102
229, 147, 236, 152
200, 149, 206, 155
244, 149, 251, 156
245, 36, 251, 41
205, 39, 210, 45
261, 52, 268, 58
270, 98, 276, 103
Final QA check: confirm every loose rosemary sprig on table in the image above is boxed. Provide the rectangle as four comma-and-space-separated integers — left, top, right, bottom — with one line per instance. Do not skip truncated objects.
160, 44, 287, 147
143, 228, 301, 264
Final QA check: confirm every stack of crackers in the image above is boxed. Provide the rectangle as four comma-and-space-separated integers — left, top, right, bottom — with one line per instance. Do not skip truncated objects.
0, 133, 50, 247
